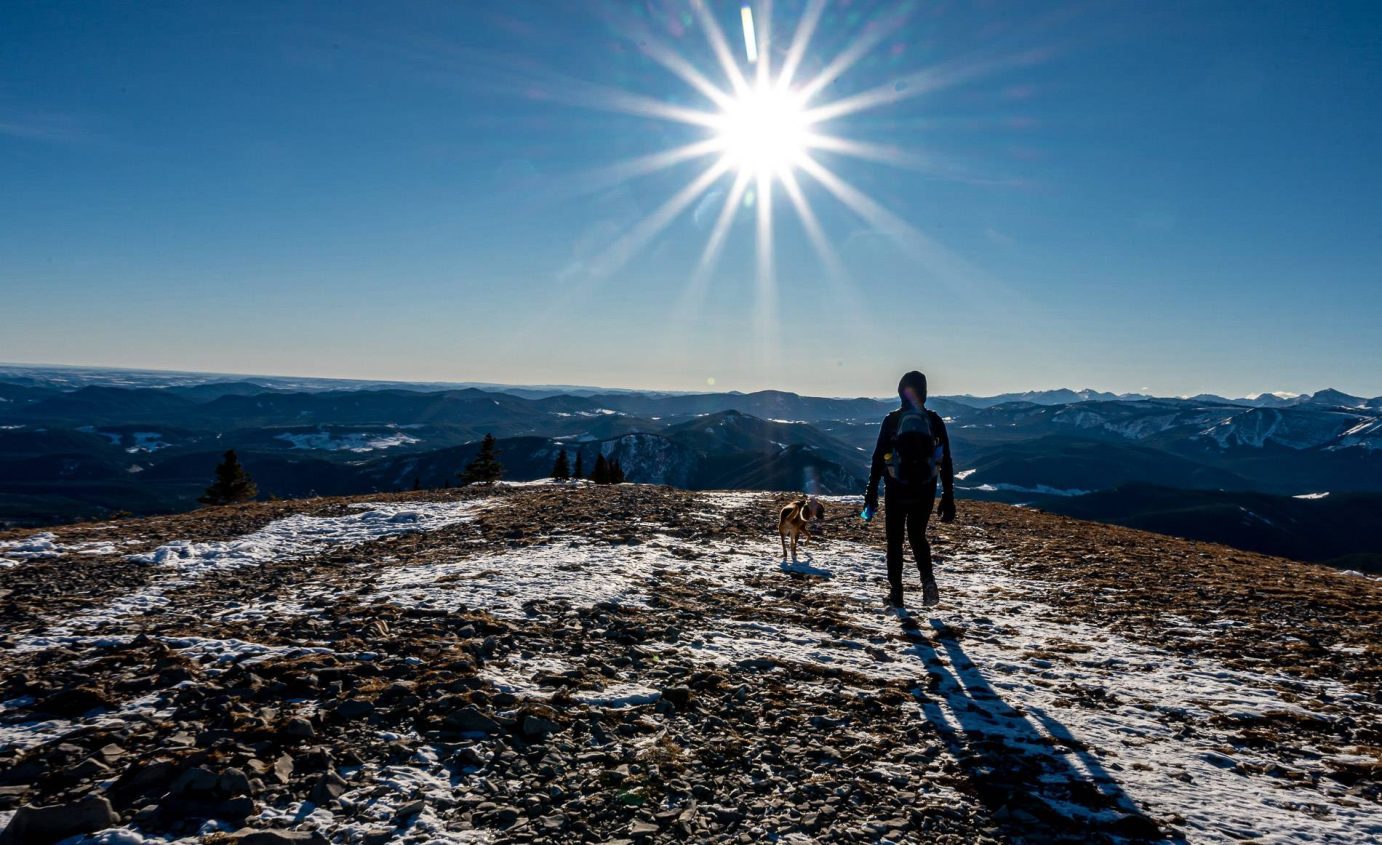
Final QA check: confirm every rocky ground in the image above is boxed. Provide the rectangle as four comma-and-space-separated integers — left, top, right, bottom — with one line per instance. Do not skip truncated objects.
0, 483, 1378, 844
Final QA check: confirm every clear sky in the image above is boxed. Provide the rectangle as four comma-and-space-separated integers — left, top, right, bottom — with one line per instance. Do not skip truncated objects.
3, 1, 1380, 399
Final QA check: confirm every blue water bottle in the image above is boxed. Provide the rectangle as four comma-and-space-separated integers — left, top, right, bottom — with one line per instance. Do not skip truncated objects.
861, 503, 877, 522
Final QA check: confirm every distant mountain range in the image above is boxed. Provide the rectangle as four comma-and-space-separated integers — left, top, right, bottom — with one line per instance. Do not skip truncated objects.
1, 364, 1379, 570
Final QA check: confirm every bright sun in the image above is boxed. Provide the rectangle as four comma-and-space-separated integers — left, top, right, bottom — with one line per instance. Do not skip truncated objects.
712, 83, 813, 179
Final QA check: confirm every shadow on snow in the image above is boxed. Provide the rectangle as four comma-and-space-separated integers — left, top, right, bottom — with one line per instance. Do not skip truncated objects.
902, 617, 1178, 843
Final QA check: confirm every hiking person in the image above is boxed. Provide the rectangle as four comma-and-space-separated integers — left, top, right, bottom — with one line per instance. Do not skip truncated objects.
864, 370, 955, 608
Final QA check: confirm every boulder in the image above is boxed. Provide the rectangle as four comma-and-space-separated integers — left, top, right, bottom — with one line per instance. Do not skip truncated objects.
0, 795, 119, 845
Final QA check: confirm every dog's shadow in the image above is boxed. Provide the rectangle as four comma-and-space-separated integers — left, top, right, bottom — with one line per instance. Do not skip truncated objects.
778, 553, 832, 578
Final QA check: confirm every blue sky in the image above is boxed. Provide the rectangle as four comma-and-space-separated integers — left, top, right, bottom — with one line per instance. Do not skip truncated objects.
3, 1, 1380, 398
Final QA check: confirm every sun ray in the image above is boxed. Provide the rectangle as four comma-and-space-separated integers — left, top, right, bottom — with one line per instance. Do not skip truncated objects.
802, 132, 947, 172
693, 0, 750, 96
589, 156, 733, 278
753, 1, 773, 85
556, 137, 724, 199
694, 170, 753, 285
803, 47, 1050, 123
776, 0, 826, 90
796, 154, 1027, 308
660, 170, 753, 361
779, 167, 879, 340
632, 30, 736, 111
753, 170, 779, 370
794, 7, 910, 104
778, 167, 843, 280
552, 79, 722, 128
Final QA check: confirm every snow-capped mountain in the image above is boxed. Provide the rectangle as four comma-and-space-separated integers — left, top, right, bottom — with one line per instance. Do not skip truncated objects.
939, 387, 1144, 408
957, 398, 1382, 453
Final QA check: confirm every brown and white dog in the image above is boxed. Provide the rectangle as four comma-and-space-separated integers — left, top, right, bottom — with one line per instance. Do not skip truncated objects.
778, 496, 825, 560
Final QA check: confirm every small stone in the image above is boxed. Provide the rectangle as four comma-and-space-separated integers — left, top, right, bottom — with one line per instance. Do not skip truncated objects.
158, 795, 254, 825
219, 768, 253, 797
63, 757, 112, 780
109, 760, 179, 808
281, 717, 315, 739
169, 766, 220, 796
1110, 813, 1162, 839
445, 706, 500, 734
336, 698, 374, 720
308, 772, 348, 806
96, 743, 125, 763
35, 686, 112, 717
271, 754, 294, 784
227, 829, 330, 845
0, 787, 27, 811
521, 714, 561, 738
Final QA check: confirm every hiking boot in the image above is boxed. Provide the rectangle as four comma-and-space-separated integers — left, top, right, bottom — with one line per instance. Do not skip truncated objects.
921, 577, 939, 607
887, 588, 905, 609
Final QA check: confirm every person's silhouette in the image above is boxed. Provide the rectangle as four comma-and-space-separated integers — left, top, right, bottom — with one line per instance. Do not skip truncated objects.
865, 370, 955, 608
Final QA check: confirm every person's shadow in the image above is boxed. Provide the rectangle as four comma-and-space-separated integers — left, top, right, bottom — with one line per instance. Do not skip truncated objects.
901, 618, 1178, 843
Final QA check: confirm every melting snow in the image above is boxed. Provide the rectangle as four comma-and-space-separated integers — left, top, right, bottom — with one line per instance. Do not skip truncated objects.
0, 533, 62, 567
124, 431, 169, 452
12, 502, 488, 644
963, 482, 1091, 497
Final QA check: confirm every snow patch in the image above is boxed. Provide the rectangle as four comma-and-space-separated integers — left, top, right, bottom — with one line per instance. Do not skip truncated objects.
14, 501, 489, 641
275, 430, 421, 452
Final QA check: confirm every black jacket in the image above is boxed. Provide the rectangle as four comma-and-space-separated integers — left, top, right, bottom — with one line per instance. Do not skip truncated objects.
868, 407, 954, 499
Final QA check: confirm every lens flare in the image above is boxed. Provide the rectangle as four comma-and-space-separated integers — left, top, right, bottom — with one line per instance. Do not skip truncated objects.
740, 6, 758, 64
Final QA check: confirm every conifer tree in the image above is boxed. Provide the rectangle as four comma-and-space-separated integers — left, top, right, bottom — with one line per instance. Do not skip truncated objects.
610, 458, 626, 484
551, 448, 570, 480
460, 434, 504, 485
573, 450, 584, 480
199, 449, 258, 505
592, 453, 610, 484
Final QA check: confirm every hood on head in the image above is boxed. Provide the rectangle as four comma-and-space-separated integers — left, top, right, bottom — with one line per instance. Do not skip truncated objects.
898, 370, 928, 407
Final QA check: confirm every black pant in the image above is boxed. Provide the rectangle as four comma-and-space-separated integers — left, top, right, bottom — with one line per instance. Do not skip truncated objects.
885, 489, 935, 592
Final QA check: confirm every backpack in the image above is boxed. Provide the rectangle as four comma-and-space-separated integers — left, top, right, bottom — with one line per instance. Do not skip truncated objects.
885, 408, 942, 486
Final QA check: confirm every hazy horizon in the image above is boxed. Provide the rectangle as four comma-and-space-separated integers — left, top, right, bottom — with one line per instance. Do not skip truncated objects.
2, 357, 1373, 402
4, 2, 1380, 398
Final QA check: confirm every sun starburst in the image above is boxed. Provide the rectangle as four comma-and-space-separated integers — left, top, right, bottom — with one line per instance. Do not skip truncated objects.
711, 81, 812, 180
534, 0, 1043, 371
